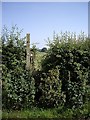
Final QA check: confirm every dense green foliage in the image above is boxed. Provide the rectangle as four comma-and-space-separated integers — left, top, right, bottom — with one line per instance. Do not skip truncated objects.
40, 32, 90, 108
2, 26, 35, 110
2, 27, 90, 118
34, 68, 63, 108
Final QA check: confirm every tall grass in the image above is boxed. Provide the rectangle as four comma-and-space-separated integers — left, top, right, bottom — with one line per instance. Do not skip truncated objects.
2, 101, 90, 119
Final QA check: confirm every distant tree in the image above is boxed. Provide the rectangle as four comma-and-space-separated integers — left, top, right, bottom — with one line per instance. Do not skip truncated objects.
41, 47, 47, 52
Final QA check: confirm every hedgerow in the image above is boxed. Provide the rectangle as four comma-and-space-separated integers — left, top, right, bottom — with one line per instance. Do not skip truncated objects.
2, 26, 35, 110
41, 32, 90, 108
2, 27, 90, 110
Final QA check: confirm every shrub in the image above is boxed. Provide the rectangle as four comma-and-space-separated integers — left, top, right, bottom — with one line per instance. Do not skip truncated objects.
41, 32, 90, 108
34, 68, 63, 108
2, 26, 35, 110
2, 69, 35, 110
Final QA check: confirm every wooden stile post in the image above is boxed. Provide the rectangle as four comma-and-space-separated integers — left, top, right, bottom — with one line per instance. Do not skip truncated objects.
26, 33, 30, 70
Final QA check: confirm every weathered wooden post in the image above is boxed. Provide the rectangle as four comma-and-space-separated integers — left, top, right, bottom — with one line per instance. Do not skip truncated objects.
26, 33, 30, 70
